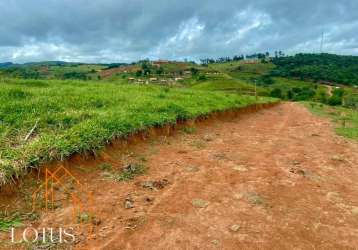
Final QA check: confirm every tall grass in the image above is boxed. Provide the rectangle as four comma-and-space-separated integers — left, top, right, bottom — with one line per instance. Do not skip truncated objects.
304, 102, 358, 139
0, 79, 276, 185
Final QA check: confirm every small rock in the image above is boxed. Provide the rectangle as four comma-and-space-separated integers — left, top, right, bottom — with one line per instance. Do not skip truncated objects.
211, 239, 220, 246
289, 168, 306, 176
192, 199, 209, 208
297, 169, 306, 176
100, 226, 109, 232
234, 193, 244, 200
331, 155, 344, 162
145, 196, 155, 203
351, 207, 358, 216
229, 224, 241, 232
203, 135, 214, 142
326, 192, 340, 202
142, 181, 154, 189
232, 165, 248, 172
124, 199, 134, 209
141, 179, 169, 190
92, 218, 102, 226
123, 164, 137, 172
185, 166, 199, 172
153, 179, 169, 189
245, 192, 264, 205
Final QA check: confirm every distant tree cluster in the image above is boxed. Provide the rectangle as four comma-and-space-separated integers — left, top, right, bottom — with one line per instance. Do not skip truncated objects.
104, 63, 128, 70
2, 67, 41, 79
62, 71, 88, 80
200, 55, 245, 65
199, 51, 283, 65
271, 53, 358, 86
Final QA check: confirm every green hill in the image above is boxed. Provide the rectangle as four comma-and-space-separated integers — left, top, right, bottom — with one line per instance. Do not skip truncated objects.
271, 53, 358, 86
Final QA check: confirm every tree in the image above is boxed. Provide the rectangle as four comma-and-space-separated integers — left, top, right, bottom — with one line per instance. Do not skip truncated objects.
260, 75, 274, 85
141, 61, 151, 75
156, 67, 164, 75
328, 95, 342, 106
190, 67, 199, 76
270, 88, 283, 98
135, 70, 143, 77
287, 90, 294, 100
328, 88, 344, 106
344, 94, 358, 109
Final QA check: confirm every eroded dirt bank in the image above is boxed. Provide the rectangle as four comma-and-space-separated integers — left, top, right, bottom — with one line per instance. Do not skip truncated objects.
2, 102, 358, 249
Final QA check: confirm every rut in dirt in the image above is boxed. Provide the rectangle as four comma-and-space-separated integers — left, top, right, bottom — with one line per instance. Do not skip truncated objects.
9, 102, 358, 250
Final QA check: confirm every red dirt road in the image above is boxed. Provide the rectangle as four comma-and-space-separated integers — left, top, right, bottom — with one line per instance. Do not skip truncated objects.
3, 102, 358, 249
76, 102, 358, 249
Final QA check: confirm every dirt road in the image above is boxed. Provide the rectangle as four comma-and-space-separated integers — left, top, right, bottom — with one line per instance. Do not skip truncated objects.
72, 102, 358, 249
5, 102, 358, 249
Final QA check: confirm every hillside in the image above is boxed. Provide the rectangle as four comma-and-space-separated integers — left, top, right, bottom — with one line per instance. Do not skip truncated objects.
271, 53, 358, 86
1, 55, 357, 108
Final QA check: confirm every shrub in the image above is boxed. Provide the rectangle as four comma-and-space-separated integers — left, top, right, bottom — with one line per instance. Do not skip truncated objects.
270, 88, 283, 98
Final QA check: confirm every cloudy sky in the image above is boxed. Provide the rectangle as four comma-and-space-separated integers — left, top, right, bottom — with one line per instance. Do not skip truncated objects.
0, 0, 357, 63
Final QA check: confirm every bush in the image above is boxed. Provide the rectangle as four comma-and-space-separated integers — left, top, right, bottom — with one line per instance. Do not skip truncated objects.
343, 94, 358, 109
292, 87, 316, 101
270, 88, 283, 98
197, 75, 207, 81
328, 88, 344, 106
328, 95, 342, 106
259, 75, 274, 85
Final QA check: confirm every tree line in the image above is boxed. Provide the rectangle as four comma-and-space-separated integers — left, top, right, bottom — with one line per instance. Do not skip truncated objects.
271, 53, 358, 86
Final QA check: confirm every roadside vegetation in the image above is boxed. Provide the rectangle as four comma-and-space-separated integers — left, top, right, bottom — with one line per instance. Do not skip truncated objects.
272, 53, 358, 86
305, 102, 358, 140
0, 78, 275, 185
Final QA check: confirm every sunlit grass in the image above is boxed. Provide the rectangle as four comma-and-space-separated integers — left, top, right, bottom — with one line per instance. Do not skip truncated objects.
0, 78, 276, 185
304, 102, 358, 139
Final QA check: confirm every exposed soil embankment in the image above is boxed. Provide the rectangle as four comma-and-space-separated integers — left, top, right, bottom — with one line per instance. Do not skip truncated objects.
0, 101, 279, 196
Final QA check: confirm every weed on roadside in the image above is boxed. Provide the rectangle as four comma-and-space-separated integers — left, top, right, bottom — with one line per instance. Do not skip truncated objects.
182, 127, 197, 134
102, 163, 146, 182
0, 212, 23, 232
98, 163, 113, 171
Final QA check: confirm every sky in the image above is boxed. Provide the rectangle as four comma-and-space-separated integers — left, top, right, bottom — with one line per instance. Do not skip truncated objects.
0, 0, 357, 63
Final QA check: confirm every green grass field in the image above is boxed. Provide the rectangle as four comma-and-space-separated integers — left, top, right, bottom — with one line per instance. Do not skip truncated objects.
305, 102, 358, 140
0, 78, 276, 185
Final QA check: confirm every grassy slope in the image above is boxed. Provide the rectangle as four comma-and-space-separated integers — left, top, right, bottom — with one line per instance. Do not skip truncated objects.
304, 102, 358, 140
0, 78, 276, 185
191, 61, 268, 95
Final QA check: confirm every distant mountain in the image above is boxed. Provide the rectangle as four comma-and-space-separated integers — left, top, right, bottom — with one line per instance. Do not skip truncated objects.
23, 61, 78, 66
0, 62, 15, 68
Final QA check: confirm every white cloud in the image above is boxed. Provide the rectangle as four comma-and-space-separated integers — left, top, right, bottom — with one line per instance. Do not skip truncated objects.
0, 0, 358, 62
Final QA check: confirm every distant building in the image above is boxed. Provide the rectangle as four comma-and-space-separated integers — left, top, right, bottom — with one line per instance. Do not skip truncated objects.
243, 59, 259, 64
152, 60, 170, 67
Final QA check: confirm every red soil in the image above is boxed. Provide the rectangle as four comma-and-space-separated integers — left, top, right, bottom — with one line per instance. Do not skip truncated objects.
2, 102, 358, 249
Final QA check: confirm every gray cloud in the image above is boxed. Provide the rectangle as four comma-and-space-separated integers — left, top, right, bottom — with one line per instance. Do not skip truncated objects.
0, 0, 357, 63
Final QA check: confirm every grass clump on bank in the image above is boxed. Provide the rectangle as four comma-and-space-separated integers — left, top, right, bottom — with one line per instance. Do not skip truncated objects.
0, 79, 276, 185
0, 215, 22, 232
304, 102, 358, 140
